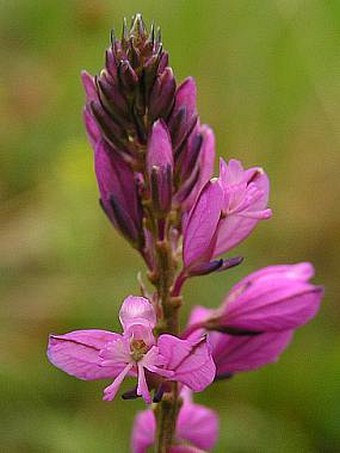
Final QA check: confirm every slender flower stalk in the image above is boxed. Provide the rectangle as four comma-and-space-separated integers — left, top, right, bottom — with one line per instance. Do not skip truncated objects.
46, 14, 323, 452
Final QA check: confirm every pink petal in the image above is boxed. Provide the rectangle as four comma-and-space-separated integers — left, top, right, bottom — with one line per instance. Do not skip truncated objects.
158, 334, 216, 392
47, 330, 121, 380
183, 180, 223, 269
131, 409, 155, 453
177, 394, 219, 450
103, 363, 133, 401
212, 330, 294, 376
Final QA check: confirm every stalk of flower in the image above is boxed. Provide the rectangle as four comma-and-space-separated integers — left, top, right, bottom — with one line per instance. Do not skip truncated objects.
46, 14, 323, 453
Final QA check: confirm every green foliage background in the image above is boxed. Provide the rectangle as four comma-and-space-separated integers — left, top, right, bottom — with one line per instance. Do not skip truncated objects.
1, 1, 339, 451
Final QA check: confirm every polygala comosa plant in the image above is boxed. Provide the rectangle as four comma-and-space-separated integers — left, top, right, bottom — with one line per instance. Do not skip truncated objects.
47, 14, 323, 452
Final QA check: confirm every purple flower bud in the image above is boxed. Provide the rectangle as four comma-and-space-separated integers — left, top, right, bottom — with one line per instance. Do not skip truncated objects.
82, 16, 216, 227
168, 77, 198, 151
82, 15, 174, 160
174, 124, 216, 211
147, 120, 173, 215
118, 59, 139, 90
149, 67, 176, 121
96, 71, 129, 123
95, 140, 144, 248
183, 158, 272, 272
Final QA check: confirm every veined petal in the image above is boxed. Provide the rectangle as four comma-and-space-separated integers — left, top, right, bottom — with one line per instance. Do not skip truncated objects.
183, 180, 223, 269
47, 330, 122, 380
158, 334, 216, 391
221, 263, 323, 332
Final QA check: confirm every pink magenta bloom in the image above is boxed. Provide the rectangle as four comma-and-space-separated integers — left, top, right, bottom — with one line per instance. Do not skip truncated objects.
187, 263, 323, 334
131, 387, 219, 452
183, 158, 272, 273
47, 296, 215, 403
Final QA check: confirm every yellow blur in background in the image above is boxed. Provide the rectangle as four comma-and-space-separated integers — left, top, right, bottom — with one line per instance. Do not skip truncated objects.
1, 1, 339, 451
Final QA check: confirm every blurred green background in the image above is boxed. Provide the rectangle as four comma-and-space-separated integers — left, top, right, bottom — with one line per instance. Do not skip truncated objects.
1, 0, 339, 451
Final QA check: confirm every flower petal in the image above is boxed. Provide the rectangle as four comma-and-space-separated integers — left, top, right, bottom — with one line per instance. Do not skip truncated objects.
221, 263, 323, 331
137, 363, 152, 404
212, 330, 294, 376
177, 391, 219, 450
214, 159, 271, 256
158, 334, 216, 391
47, 330, 121, 380
103, 363, 133, 401
119, 295, 156, 345
131, 409, 155, 453
183, 180, 223, 269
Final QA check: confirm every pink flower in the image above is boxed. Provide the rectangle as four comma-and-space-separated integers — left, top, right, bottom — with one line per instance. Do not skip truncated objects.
185, 263, 323, 378
131, 387, 219, 452
183, 158, 272, 274
47, 296, 215, 403
187, 263, 323, 334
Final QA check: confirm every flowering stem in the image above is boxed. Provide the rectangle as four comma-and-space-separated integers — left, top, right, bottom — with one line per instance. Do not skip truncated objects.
151, 220, 182, 451
154, 383, 180, 453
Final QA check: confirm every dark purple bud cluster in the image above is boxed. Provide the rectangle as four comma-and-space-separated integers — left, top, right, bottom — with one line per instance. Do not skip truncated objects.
82, 14, 215, 259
